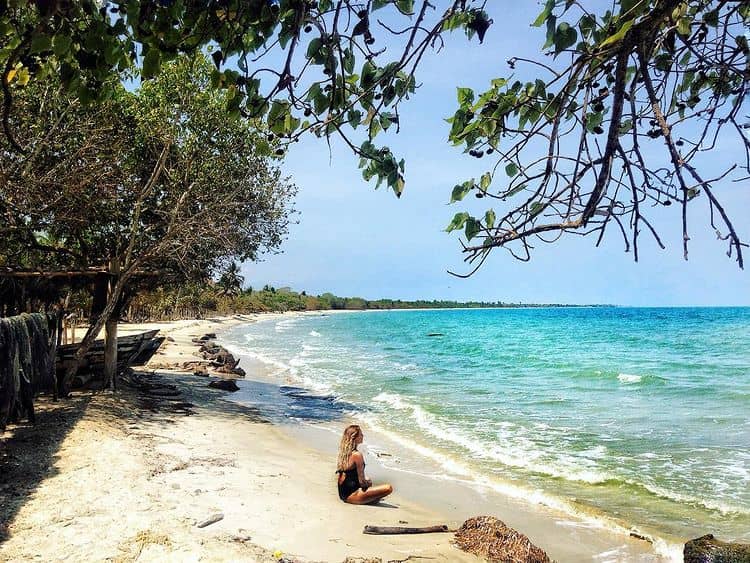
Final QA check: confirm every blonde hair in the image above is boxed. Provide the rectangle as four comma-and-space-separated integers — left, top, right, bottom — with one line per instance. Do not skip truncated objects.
336, 424, 361, 472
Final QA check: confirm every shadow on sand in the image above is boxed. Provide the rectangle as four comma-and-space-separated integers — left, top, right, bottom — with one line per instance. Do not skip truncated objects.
0, 366, 368, 546
0, 393, 90, 543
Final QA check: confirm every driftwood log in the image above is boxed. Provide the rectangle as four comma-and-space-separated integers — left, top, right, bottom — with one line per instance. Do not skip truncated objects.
195, 512, 224, 528
363, 524, 448, 535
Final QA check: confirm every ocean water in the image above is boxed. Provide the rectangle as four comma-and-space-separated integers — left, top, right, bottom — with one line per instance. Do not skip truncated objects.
222, 307, 750, 545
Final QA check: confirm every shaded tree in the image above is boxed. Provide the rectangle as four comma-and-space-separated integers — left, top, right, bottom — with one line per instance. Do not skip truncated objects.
1, 54, 296, 388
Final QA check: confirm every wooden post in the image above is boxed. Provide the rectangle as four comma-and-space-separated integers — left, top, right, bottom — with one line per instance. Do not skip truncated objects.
103, 259, 120, 390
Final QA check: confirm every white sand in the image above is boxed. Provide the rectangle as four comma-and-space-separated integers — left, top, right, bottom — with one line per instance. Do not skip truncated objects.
0, 315, 675, 562
0, 316, 478, 562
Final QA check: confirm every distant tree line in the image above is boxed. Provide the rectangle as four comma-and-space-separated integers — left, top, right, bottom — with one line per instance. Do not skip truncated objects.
124, 278, 593, 320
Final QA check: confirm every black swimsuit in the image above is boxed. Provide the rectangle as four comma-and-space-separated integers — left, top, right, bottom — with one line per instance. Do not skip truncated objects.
336, 460, 365, 500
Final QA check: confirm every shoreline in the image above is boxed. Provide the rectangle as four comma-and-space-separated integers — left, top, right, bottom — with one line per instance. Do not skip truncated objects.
1, 315, 477, 562
1, 314, 678, 561
219, 316, 680, 562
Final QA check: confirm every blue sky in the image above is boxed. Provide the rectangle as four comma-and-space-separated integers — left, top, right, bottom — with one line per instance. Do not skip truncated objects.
243, 4, 749, 306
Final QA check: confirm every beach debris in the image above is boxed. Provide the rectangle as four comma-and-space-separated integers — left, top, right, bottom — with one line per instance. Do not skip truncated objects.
684, 534, 750, 563
194, 338, 245, 378
230, 529, 253, 543
208, 379, 240, 392
629, 530, 652, 543
195, 512, 224, 528
116, 530, 172, 561
191, 333, 216, 344
453, 516, 551, 563
363, 524, 448, 535
342, 558, 382, 563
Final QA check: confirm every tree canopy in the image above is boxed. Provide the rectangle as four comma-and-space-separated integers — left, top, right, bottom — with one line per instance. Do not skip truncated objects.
445, 0, 749, 273
2, 55, 296, 280
1, 0, 748, 271
1, 53, 296, 386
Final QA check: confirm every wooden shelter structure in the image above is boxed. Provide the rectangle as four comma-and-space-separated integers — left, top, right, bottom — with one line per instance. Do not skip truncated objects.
1, 266, 124, 387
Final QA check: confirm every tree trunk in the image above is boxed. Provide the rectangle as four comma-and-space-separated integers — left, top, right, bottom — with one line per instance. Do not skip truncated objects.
103, 259, 120, 390
61, 267, 131, 396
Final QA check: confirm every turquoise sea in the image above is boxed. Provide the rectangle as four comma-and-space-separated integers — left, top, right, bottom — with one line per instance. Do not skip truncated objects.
222, 307, 750, 546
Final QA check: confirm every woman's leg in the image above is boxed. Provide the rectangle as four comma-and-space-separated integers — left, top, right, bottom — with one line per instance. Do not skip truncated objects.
345, 483, 393, 505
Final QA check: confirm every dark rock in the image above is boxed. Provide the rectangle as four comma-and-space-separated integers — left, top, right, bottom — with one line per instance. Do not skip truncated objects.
208, 380, 239, 392
454, 516, 551, 563
684, 534, 750, 563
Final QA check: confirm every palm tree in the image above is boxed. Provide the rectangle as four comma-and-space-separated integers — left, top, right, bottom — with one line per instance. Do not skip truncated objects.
217, 262, 244, 297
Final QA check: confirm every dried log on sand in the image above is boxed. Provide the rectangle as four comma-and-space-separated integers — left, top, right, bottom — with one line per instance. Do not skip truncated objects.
363, 524, 449, 535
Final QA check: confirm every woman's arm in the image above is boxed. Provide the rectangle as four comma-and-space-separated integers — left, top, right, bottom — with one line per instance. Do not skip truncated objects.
352, 451, 370, 490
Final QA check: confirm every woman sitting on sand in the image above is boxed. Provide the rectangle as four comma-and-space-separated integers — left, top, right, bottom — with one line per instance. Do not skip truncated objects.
336, 424, 393, 504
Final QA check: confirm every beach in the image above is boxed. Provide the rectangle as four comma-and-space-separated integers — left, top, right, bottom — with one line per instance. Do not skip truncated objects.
0, 313, 710, 561
1, 315, 479, 562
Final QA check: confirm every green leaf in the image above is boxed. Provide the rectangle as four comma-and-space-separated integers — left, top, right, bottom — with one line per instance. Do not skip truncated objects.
380, 112, 398, 130
533, 0, 555, 27
306, 38, 322, 60
52, 34, 72, 57
457, 87, 474, 106
268, 100, 292, 135
142, 49, 161, 79
543, 15, 557, 49
676, 17, 691, 37
361, 61, 376, 89
600, 18, 634, 48
484, 209, 496, 230
396, 0, 414, 15
505, 162, 518, 177
703, 8, 719, 27
530, 202, 545, 216
450, 181, 474, 203
31, 34, 52, 54
618, 119, 633, 135
343, 48, 355, 74
394, 176, 405, 197
480, 172, 491, 190
465, 218, 481, 241
553, 22, 577, 54
446, 212, 470, 232
348, 109, 362, 128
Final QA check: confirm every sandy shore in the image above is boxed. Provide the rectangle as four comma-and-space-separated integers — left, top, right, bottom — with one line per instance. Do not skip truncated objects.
0, 314, 674, 562
0, 315, 480, 562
